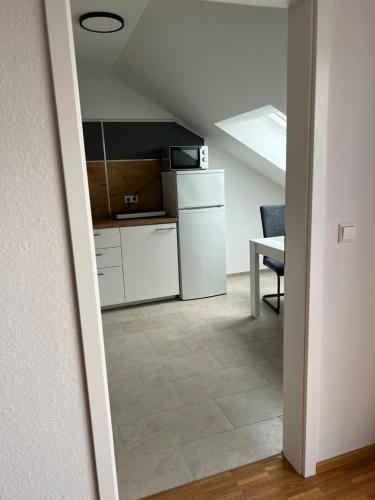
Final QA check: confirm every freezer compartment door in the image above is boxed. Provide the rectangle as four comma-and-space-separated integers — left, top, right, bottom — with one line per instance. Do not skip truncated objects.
178, 206, 226, 300
176, 170, 224, 209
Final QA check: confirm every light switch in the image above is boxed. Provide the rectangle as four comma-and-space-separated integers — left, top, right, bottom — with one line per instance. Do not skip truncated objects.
338, 223, 355, 243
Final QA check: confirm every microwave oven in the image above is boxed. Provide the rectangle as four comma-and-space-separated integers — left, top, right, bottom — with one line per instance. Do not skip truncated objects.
162, 145, 208, 171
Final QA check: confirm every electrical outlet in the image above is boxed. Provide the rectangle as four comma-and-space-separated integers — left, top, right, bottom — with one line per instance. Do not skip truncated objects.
124, 195, 139, 204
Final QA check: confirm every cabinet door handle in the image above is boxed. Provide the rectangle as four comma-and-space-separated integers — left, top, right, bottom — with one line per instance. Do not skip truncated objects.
94, 233, 100, 237
155, 227, 175, 231
97, 272, 104, 276
96, 253, 103, 257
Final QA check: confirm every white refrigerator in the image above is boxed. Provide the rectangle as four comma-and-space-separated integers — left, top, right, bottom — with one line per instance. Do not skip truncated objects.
162, 170, 226, 300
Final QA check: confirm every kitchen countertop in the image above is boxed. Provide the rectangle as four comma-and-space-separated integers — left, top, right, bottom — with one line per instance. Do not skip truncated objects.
93, 216, 178, 229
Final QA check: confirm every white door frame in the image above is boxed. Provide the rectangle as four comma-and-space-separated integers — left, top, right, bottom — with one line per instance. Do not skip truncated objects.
43, 0, 319, 497
283, 0, 320, 476
44, 1, 118, 499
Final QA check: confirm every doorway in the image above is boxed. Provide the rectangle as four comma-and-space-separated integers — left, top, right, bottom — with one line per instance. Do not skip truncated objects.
44, 0, 318, 498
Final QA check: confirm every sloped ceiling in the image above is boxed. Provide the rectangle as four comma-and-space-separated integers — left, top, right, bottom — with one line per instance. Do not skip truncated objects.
113, 0, 287, 186
72, 0, 288, 187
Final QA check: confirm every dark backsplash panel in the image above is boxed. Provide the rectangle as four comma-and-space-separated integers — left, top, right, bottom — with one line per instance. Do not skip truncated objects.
103, 121, 204, 160
82, 122, 104, 161
82, 121, 203, 161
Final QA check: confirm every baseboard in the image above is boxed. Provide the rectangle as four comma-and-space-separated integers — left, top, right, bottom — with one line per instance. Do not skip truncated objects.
316, 444, 375, 474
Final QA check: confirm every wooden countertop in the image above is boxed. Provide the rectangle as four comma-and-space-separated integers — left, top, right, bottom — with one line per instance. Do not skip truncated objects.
93, 216, 178, 229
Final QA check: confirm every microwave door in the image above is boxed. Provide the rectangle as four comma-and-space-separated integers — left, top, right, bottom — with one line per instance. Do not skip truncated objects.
171, 147, 199, 169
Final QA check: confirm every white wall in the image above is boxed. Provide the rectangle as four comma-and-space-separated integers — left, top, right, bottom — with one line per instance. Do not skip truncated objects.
78, 72, 173, 120
0, 1, 96, 498
207, 140, 285, 274
314, 0, 375, 462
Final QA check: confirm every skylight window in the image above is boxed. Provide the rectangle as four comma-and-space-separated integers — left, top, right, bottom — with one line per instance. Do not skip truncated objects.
215, 105, 287, 171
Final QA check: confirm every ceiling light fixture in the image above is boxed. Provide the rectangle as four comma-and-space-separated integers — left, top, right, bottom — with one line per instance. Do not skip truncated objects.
79, 12, 125, 33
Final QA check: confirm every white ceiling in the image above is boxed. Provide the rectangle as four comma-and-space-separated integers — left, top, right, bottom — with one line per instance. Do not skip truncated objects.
70, 0, 149, 74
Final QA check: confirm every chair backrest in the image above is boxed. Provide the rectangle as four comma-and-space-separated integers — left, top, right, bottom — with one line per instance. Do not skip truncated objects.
260, 205, 285, 238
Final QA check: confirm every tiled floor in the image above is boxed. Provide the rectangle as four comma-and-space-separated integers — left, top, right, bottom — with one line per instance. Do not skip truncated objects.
102, 272, 284, 500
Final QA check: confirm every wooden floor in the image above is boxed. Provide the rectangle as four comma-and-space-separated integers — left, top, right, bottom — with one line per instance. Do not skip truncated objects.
146, 453, 375, 499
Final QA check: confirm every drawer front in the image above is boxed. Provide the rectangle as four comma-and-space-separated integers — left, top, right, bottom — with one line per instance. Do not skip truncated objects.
120, 223, 177, 242
95, 246, 122, 269
97, 266, 125, 307
93, 228, 120, 249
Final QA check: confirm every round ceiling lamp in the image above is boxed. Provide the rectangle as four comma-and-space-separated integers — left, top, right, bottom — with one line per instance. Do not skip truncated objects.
79, 12, 125, 33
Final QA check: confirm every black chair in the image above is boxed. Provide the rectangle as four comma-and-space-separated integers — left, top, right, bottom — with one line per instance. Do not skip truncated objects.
259, 205, 285, 313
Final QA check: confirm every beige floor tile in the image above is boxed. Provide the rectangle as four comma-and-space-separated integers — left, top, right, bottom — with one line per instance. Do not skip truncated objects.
101, 306, 148, 325
105, 359, 115, 378
140, 299, 189, 318
120, 400, 233, 458
253, 357, 283, 383
182, 325, 281, 354
102, 322, 125, 339
173, 365, 269, 405
180, 417, 283, 479
137, 351, 224, 385
145, 320, 216, 344
112, 423, 125, 464
213, 338, 283, 368
110, 382, 184, 425
116, 447, 193, 500
120, 312, 187, 335
216, 383, 283, 427
212, 344, 262, 368
144, 327, 188, 344
108, 370, 144, 400
104, 332, 151, 355
234, 320, 282, 339
254, 338, 283, 358
206, 315, 258, 333
181, 330, 249, 354
110, 340, 189, 370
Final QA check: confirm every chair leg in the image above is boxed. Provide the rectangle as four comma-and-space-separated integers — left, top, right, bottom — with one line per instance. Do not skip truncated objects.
262, 273, 284, 314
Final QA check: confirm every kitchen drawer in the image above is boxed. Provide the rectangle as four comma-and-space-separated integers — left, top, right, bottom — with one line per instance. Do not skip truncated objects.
95, 246, 122, 269
97, 266, 125, 307
93, 227, 120, 249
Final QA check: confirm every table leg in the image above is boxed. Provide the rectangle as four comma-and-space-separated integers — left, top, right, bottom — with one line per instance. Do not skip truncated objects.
250, 241, 260, 317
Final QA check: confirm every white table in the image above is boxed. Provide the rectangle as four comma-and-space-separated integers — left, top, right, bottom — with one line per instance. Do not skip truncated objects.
249, 236, 285, 317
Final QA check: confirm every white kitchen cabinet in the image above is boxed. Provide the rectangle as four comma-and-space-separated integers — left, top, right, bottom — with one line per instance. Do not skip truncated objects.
121, 224, 179, 303
93, 227, 121, 249
93, 227, 124, 308
97, 266, 125, 307
95, 246, 123, 269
